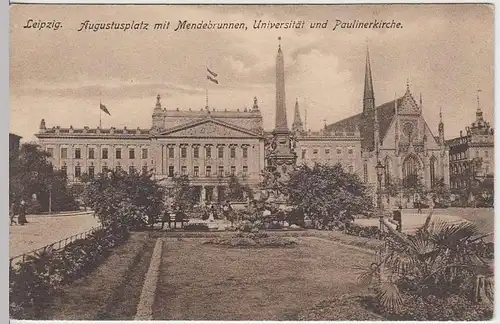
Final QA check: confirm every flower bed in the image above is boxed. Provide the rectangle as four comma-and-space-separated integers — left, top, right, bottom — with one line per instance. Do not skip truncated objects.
344, 223, 387, 239
203, 232, 298, 248
9, 225, 129, 320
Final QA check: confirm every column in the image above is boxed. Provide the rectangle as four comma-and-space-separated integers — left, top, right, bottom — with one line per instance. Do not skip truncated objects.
200, 185, 206, 205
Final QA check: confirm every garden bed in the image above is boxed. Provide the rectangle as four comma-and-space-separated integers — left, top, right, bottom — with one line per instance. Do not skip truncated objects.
153, 237, 377, 320
42, 232, 154, 320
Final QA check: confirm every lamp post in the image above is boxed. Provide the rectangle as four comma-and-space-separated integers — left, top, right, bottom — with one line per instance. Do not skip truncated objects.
375, 161, 385, 211
48, 184, 52, 214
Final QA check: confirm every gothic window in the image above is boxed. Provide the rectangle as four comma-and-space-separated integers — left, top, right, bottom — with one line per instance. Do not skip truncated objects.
402, 154, 420, 188
430, 157, 437, 188
363, 161, 368, 183
384, 157, 391, 186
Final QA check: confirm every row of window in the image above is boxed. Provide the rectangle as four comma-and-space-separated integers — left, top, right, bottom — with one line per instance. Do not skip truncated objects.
62, 164, 150, 178
167, 165, 248, 178
173, 146, 248, 159
450, 149, 490, 162
64, 164, 249, 179
51, 145, 250, 160
301, 147, 354, 159
51, 147, 149, 160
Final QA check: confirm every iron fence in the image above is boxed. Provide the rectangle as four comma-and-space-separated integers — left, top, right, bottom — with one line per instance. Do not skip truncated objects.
9, 225, 103, 269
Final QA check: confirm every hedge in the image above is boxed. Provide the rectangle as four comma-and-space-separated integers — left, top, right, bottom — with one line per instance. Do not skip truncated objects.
9, 225, 129, 320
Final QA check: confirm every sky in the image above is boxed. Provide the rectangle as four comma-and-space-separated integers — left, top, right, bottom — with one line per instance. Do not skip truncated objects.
10, 4, 494, 142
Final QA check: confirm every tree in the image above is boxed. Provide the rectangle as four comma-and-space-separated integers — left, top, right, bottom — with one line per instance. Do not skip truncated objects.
170, 175, 198, 210
402, 174, 427, 205
225, 175, 253, 202
9, 143, 77, 212
430, 177, 451, 205
84, 170, 165, 228
285, 163, 373, 229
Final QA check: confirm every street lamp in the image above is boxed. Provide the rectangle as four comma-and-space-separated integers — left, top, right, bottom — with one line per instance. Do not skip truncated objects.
375, 161, 385, 211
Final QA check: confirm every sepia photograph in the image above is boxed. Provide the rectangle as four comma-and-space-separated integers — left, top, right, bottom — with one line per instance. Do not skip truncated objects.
9, 3, 495, 321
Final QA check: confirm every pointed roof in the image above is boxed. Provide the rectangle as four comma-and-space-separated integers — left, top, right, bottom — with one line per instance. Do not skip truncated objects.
364, 48, 374, 100
325, 98, 401, 143
292, 98, 304, 133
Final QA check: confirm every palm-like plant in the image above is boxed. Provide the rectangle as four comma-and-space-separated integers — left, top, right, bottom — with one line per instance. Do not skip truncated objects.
357, 208, 494, 313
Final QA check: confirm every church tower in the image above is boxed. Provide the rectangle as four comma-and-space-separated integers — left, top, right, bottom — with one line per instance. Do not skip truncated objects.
292, 98, 304, 134
267, 37, 297, 177
361, 48, 376, 153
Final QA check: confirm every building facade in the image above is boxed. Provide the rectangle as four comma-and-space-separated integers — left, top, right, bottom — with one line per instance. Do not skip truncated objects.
9, 133, 22, 152
36, 95, 265, 204
446, 95, 494, 195
35, 40, 454, 207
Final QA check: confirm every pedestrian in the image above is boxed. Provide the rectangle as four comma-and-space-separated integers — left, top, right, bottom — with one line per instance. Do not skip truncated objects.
18, 200, 27, 225
417, 200, 422, 214
9, 203, 17, 226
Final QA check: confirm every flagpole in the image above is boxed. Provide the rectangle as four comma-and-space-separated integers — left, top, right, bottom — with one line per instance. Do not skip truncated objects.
205, 61, 209, 110
99, 92, 102, 129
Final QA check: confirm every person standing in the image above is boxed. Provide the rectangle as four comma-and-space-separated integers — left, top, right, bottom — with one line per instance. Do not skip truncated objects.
9, 203, 17, 226
18, 200, 27, 225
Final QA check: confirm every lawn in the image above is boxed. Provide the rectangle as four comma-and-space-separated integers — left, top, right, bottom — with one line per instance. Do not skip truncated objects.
153, 237, 380, 321
43, 232, 156, 320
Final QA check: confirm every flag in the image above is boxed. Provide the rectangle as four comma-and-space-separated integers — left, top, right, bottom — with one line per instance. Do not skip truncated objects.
207, 75, 219, 84
207, 68, 218, 78
100, 103, 111, 116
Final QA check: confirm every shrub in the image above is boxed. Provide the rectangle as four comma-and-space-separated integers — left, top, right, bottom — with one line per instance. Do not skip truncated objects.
9, 225, 129, 320
204, 232, 298, 248
345, 224, 387, 239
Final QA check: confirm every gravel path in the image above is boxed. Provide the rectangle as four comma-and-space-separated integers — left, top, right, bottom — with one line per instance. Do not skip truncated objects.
9, 213, 100, 257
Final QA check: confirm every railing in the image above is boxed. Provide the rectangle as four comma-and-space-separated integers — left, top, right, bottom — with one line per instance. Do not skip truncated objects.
9, 225, 103, 269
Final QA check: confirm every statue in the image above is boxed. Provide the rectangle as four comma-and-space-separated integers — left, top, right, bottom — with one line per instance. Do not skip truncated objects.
252, 96, 259, 110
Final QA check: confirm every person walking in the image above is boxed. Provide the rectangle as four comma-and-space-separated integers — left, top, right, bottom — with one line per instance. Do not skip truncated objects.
18, 200, 27, 225
9, 203, 17, 226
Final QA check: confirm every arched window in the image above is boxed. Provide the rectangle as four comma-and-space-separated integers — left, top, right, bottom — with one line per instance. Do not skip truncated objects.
363, 161, 368, 183
430, 156, 437, 188
384, 157, 391, 186
402, 154, 420, 188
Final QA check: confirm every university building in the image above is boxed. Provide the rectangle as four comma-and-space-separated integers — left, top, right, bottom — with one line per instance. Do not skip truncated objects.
35, 39, 451, 206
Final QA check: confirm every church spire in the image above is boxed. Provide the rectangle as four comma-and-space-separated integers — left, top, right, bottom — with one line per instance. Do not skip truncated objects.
362, 46, 376, 152
292, 98, 304, 133
364, 47, 374, 101
274, 36, 289, 132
